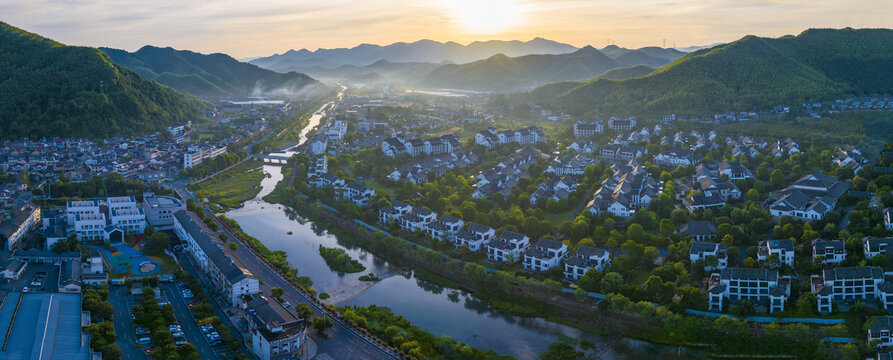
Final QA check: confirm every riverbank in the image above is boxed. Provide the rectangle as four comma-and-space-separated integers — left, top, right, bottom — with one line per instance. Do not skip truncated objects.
260, 170, 836, 358
187, 159, 265, 209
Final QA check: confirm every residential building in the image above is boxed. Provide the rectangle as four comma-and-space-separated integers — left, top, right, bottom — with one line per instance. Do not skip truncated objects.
608, 116, 636, 131
812, 239, 846, 264
812, 267, 891, 314
0, 203, 40, 250
174, 210, 259, 307
718, 161, 753, 180
573, 121, 604, 138
564, 246, 610, 280
486, 231, 530, 262
454, 223, 495, 251
474, 127, 545, 149
585, 159, 660, 217
864, 236, 893, 259
869, 316, 893, 348
689, 242, 728, 270
522, 238, 568, 272
758, 239, 795, 268
768, 172, 849, 220
653, 149, 702, 166
339, 182, 376, 207
246, 296, 309, 360
598, 144, 644, 163
678, 221, 717, 241
708, 268, 789, 314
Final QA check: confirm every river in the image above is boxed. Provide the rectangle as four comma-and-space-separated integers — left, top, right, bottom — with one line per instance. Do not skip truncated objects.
225, 90, 700, 359
226, 164, 701, 359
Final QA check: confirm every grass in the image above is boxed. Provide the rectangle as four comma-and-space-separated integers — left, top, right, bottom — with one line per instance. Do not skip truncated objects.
364, 178, 396, 197
189, 160, 264, 209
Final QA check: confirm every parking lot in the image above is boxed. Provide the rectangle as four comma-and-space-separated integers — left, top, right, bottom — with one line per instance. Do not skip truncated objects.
162, 282, 223, 360
0, 263, 60, 293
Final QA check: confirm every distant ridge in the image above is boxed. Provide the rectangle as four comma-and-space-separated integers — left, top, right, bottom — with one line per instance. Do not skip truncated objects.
249, 38, 579, 73
102, 46, 324, 98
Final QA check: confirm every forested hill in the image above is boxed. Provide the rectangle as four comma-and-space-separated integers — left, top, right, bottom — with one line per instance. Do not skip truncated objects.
527, 28, 893, 116
417, 46, 625, 92
0, 22, 207, 139
101, 46, 323, 98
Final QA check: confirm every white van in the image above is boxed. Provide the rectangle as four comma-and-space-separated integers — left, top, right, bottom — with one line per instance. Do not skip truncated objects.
138, 337, 151, 345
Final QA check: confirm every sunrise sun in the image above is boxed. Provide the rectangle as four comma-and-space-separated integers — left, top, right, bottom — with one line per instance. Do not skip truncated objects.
444, 0, 523, 35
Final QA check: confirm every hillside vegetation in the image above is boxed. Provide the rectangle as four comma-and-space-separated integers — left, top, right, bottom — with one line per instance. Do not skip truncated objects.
0, 22, 207, 139
528, 28, 893, 116
101, 46, 322, 98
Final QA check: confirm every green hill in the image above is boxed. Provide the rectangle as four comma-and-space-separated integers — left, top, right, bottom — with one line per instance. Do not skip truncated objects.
0, 22, 207, 139
529, 28, 893, 116
417, 46, 625, 92
101, 46, 322, 98
594, 65, 654, 80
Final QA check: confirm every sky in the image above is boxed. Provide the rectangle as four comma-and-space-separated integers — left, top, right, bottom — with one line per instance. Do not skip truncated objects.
1, 0, 891, 58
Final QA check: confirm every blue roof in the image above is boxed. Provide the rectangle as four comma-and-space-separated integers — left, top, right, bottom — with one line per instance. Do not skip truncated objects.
0, 292, 90, 360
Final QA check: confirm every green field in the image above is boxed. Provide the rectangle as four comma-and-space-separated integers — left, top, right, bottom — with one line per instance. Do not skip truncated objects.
189, 160, 265, 209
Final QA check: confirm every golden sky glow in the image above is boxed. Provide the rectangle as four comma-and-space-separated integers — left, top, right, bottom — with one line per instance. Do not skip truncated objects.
1, 0, 891, 58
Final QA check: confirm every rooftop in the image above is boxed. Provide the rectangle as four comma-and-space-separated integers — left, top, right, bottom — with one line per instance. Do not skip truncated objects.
0, 292, 90, 360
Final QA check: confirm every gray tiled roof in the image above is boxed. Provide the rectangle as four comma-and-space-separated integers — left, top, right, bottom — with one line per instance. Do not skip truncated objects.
822, 266, 883, 281
174, 210, 252, 284
720, 267, 778, 281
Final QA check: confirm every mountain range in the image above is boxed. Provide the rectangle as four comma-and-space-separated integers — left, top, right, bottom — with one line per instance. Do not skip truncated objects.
0, 22, 206, 139
101, 46, 323, 98
526, 28, 893, 116
249, 38, 578, 72
248, 39, 685, 92
415, 46, 682, 91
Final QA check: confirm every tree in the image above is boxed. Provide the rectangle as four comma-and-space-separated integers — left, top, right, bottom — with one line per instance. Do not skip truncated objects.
796, 293, 818, 315
540, 342, 583, 360
746, 188, 760, 202
227, 242, 238, 251
576, 269, 602, 292
599, 272, 624, 293
271, 287, 284, 302
730, 300, 755, 318
294, 304, 313, 320
142, 231, 169, 256
312, 316, 334, 337
626, 224, 646, 242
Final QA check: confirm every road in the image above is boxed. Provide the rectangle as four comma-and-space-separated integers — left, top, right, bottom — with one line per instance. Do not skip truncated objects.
109, 286, 146, 360
171, 183, 398, 360
162, 283, 220, 360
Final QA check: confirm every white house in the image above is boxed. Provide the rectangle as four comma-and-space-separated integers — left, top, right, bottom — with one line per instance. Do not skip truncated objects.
708, 268, 789, 314
486, 231, 530, 262
812, 239, 846, 264
454, 223, 495, 251
564, 246, 610, 280
689, 242, 728, 270
758, 239, 795, 268
812, 267, 891, 314
869, 316, 893, 348
522, 238, 568, 272
246, 296, 309, 360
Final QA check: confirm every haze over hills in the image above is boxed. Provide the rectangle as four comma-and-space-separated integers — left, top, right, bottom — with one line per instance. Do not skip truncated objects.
527, 28, 893, 116
0, 22, 206, 139
101, 46, 324, 98
415, 45, 682, 92
417, 46, 624, 92
253, 40, 685, 92
248, 38, 578, 73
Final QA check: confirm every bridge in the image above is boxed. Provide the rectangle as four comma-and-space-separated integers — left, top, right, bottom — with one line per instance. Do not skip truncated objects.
251, 153, 291, 165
